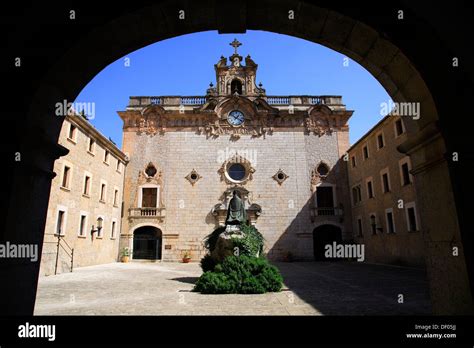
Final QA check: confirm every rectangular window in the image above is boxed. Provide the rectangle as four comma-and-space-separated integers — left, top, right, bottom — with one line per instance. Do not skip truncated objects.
111, 221, 116, 239
56, 210, 65, 236
395, 119, 404, 137
113, 189, 119, 206
88, 138, 95, 153
407, 207, 418, 231
142, 188, 158, 207
367, 180, 374, 198
377, 133, 385, 149
104, 150, 109, 164
116, 161, 121, 172
68, 124, 77, 141
382, 173, 390, 193
352, 185, 362, 205
386, 211, 395, 233
401, 162, 411, 186
100, 183, 106, 202
363, 145, 369, 160
62, 166, 71, 189
79, 215, 86, 237
357, 218, 363, 237
83, 175, 91, 195
351, 155, 356, 168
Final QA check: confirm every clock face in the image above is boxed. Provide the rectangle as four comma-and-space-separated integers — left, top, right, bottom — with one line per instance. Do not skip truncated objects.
228, 110, 245, 126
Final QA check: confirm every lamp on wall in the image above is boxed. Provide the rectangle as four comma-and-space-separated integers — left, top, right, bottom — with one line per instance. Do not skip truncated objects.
91, 217, 103, 239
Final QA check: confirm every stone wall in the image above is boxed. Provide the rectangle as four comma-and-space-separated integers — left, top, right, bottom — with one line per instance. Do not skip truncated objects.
121, 129, 350, 261
347, 116, 424, 267
39, 116, 126, 275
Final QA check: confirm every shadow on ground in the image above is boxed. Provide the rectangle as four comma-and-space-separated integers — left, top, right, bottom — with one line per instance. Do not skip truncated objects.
274, 261, 432, 315
170, 277, 200, 284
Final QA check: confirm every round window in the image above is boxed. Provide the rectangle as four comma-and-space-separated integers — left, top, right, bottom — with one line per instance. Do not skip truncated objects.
227, 163, 246, 181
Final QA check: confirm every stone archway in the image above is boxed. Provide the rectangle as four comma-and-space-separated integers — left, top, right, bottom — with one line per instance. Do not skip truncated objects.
4, 1, 472, 315
313, 224, 343, 261
132, 226, 162, 260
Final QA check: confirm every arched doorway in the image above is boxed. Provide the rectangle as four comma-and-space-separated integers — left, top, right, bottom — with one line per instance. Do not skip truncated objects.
4, 1, 472, 315
313, 225, 342, 261
133, 226, 162, 260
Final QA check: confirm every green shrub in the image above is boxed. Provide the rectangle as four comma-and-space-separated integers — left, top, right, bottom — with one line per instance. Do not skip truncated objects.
231, 224, 264, 257
200, 254, 217, 272
193, 255, 283, 294
194, 272, 235, 294
203, 226, 226, 252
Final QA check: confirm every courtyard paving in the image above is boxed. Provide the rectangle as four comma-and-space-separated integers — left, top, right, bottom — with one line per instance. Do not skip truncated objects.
34, 261, 431, 315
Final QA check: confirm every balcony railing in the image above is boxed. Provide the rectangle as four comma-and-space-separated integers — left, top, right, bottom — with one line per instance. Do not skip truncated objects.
129, 207, 165, 219
310, 207, 344, 222
315, 207, 342, 216
129, 95, 343, 107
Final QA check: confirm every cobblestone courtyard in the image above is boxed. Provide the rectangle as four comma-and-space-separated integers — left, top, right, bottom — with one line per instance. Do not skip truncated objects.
34, 261, 431, 315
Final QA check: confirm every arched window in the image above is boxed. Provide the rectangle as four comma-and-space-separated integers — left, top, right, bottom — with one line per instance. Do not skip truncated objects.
230, 79, 243, 95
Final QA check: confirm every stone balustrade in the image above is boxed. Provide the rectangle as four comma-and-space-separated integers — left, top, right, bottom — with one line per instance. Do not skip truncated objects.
128, 95, 343, 107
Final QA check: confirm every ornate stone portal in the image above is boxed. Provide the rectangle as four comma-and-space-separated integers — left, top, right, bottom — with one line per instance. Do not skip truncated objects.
212, 187, 262, 227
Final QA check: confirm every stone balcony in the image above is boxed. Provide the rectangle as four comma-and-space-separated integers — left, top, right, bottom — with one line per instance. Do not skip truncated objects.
127, 95, 344, 108
128, 207, 166, 223
310, 207, 344, 223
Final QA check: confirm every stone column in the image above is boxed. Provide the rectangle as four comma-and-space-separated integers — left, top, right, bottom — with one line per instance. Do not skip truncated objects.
399, 121, 473, 314
1, 124, 68, 315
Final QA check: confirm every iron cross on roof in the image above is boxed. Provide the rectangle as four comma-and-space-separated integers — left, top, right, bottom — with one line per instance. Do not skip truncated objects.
230, 38, 242, 54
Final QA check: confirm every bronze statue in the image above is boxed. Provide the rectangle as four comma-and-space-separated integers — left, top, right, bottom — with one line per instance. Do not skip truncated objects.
225, 191, 247, 225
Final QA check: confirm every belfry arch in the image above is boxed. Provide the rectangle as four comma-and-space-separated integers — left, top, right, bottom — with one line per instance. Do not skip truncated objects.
4, 1, 472, 315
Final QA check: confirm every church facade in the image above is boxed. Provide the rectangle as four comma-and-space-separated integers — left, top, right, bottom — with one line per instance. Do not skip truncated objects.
118, 40, 353, 262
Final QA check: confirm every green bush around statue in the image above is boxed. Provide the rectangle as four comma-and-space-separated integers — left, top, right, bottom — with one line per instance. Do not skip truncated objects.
194, 255, 283, 294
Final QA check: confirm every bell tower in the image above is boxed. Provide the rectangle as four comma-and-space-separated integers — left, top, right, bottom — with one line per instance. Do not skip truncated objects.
214, 39, 264, 97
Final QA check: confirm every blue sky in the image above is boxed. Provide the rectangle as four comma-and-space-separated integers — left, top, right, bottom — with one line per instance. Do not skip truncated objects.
75, 30, 390, 147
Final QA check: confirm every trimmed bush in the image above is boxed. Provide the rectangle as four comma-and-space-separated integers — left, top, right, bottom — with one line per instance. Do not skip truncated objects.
203, 226, 226, 252
200, 253, 217, 272
193, 255, 283, 294
194, 272, 235, 294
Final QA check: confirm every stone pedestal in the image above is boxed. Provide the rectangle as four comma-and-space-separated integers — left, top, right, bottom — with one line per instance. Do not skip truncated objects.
211, 226, 245, 263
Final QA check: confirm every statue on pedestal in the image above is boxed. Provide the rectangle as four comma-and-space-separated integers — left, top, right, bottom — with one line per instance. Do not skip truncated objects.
211, 191, 248, 261
225, 191, 247, 230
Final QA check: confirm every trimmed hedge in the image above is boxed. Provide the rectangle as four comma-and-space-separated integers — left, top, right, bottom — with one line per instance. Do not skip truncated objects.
194, 255, 283, 294
200, 253, 217, 272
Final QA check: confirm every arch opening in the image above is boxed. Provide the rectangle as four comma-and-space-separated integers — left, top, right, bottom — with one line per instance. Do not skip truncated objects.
313, 225, 343, 261
133, 226, 162, 260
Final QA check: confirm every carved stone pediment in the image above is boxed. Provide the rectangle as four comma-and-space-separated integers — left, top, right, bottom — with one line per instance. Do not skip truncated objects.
135, 105, 168, 135
310, 161, 331, 192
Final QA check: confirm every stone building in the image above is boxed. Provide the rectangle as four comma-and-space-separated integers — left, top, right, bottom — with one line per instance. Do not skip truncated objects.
39, 113, 128, 275
118, 40, 353, 262
347, 115, 424, 266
